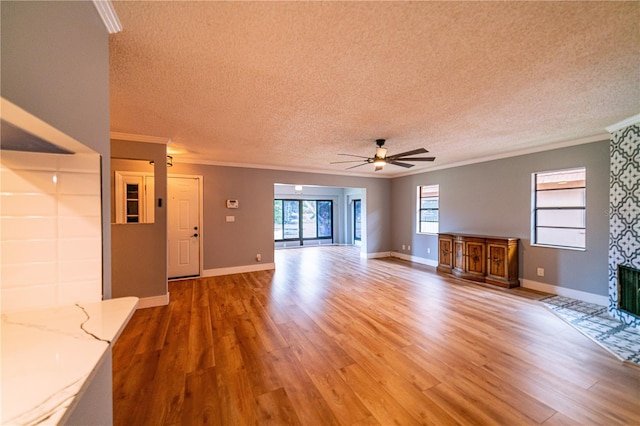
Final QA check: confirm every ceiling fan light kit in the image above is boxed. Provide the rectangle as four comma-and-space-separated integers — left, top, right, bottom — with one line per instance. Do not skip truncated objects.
331, 139, 436, 171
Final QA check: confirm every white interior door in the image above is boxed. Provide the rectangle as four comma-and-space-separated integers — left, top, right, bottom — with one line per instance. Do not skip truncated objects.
168, 176, 201, 279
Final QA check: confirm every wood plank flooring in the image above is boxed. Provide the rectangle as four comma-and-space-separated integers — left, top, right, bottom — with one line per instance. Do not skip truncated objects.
113, 246, 640, 425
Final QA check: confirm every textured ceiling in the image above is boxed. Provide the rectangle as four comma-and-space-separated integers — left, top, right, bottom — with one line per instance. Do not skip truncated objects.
109, 1, 639, 177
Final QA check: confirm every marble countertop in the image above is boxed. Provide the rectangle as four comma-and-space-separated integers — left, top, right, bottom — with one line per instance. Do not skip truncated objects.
1, 297, 138, 425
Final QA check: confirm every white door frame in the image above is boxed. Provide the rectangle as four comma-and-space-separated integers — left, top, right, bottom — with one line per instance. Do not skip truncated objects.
168, 174, 204, 278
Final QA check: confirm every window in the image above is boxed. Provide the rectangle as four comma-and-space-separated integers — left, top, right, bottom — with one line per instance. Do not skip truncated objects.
283, 200, 300, 239
302, 200, 317, 238
533, 167, 586, 249
274, 200, 283, 239
353, 199, 362, 241
317, 201, 332, 238
417, 184, 439, 234
274, 199, 333, 243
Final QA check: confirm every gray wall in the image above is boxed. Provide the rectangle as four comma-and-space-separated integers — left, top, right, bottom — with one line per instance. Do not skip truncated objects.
1, 1, 112, 297
168, 162, 390, 270
391, 140, 611, 296
111, 140, 168, 299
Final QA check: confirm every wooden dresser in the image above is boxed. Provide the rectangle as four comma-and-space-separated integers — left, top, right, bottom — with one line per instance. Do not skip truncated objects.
437, 233, 520, 288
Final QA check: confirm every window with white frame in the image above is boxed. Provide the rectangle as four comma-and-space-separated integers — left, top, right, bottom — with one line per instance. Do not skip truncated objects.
533, 167, 586, 249
417, 184, 439, 234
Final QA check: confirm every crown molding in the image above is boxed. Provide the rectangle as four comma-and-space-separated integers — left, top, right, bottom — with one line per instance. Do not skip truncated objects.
174, 131, 609, 180
110, 132, 170, 144
174, 158, 388, 179
605, 114, 640, 133
393, 132, 610, 178
92, 1, 122, 34
118, 131, 611, 179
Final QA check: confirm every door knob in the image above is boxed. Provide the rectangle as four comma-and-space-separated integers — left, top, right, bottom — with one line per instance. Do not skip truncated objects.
193, 233, 199, 237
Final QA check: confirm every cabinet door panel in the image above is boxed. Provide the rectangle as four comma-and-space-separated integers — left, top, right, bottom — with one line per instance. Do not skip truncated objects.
487, 244, 507, 279
454, 241, 465, 272
466, 242, 485, 275
439, 238, 453, 268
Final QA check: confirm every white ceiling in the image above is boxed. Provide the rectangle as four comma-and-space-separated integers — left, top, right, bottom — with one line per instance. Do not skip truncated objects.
109, 1, 639, 177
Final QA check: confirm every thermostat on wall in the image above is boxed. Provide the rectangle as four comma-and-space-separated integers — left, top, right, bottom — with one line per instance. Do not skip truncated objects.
226, 199, 239, 209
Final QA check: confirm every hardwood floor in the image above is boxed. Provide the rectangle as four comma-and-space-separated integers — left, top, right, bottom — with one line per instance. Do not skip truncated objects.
113, 246, 640, 425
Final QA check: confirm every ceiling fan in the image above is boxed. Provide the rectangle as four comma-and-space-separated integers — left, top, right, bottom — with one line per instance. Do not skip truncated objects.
331, 139, 436, 171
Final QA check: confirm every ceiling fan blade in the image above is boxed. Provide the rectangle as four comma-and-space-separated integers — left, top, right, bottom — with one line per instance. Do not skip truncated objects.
330, 160, 369, 164
337, 153, 370, 159
346, 162, 369, 170
388, 160, 415, 168
387, 148, 428, 160
394, 157, 436, 162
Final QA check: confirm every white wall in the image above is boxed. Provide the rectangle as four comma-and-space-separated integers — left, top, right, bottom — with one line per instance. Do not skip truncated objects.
0, 151, 102, 312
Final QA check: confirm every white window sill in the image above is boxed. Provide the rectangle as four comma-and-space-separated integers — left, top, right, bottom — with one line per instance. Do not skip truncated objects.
531, 243, 586, 251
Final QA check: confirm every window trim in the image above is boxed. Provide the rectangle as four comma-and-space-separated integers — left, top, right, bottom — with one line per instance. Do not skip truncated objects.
417, 184, 439, 235
531, 167, 586, 250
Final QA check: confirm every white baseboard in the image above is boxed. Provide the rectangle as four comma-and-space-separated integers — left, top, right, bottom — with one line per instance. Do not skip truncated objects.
202, 262, 276, 277
521, 279, 608, 306
390, 251, 438, 267
137, 293, 170, 309
364, 251, 392, 259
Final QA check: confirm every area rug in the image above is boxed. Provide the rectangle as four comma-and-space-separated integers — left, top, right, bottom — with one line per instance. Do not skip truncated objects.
542, 295, 640, 365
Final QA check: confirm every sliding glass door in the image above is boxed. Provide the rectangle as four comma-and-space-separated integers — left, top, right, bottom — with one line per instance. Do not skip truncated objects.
274, 199, 333, 244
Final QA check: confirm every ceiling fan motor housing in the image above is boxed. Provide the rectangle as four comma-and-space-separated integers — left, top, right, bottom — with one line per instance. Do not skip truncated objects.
375, 139, 388, 160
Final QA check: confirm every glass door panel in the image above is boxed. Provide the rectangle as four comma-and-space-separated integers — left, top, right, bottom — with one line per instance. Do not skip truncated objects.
302, 200, 317, 239
283, 200, 299, 239
274, 200, 283, 240
317, 201, 332, 238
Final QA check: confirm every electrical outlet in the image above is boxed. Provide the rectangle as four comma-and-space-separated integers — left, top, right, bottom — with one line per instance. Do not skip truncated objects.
537, 267, 544, 277
402, 244, 406, 250
407, 245, 411, 250
427, 248, 430, 254
256, 253, 261, 262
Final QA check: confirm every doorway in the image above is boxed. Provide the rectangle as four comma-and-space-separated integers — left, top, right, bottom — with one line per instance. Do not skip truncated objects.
168, 175, 202, 279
